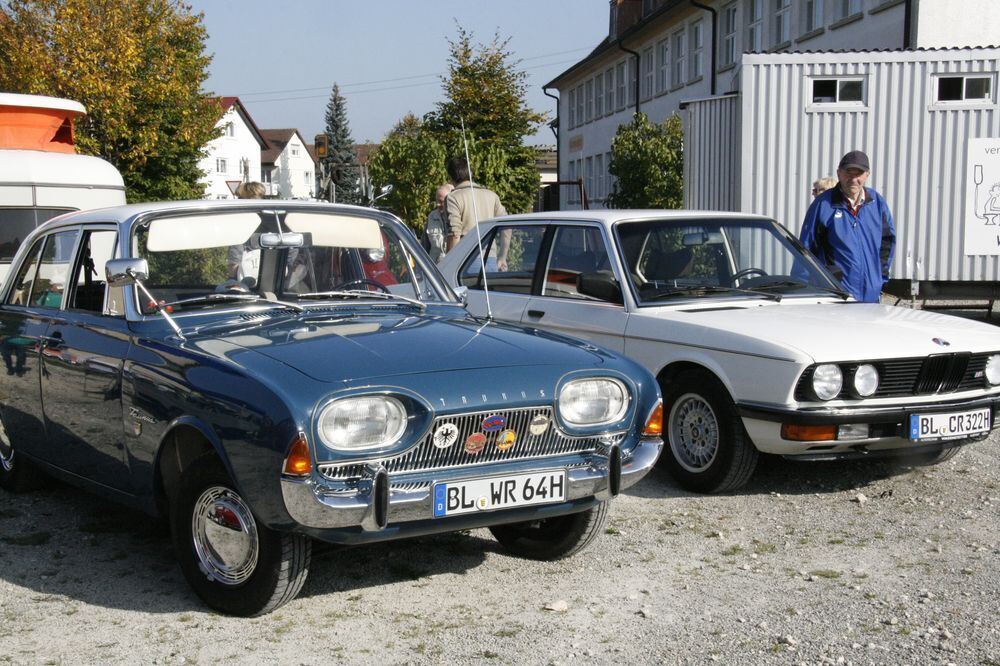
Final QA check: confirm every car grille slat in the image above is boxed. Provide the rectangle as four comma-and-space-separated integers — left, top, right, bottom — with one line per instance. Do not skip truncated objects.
319, 406, 623, 485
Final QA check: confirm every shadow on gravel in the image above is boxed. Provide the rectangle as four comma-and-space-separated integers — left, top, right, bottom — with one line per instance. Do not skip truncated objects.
0, 477, 489, 614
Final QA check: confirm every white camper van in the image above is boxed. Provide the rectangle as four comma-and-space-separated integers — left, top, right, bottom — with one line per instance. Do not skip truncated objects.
0, 93, 126, 281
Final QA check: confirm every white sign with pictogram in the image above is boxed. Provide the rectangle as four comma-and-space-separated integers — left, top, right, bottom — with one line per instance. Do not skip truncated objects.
965, 137, 1000, 255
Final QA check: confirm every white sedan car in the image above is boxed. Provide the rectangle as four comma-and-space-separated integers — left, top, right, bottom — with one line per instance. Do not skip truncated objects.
439, 211, 1000, 493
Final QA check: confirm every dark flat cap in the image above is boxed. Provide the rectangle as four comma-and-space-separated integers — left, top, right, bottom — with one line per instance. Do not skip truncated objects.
838, 150, 870, 172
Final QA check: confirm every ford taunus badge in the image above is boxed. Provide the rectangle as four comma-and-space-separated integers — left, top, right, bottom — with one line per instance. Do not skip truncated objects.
481, 415, 506, 432
529, 414, 550, 436
433, 423, 459, 449
496, 429, 516, 451
464, 432, 487, 455
932, 337, 951, 347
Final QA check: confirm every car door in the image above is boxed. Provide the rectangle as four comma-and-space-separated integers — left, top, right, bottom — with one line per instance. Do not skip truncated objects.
455, 223, 547, 323
0, 233, 53, 460
520, 224, 628, 353
39, 226, 132, 491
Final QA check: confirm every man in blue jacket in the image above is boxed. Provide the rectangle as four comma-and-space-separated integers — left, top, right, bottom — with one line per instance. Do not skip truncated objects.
799, 150, 895, 303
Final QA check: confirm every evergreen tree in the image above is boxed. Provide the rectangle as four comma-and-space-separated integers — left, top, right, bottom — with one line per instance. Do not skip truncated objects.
322, 84, 360, 204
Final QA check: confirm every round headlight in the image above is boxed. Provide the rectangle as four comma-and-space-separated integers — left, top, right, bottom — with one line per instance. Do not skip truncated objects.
811, 364, 843, 401
853, 364, 879, 397
558, 378, 629, 426
986, 354, 1000, 386
318, 396, 407, 451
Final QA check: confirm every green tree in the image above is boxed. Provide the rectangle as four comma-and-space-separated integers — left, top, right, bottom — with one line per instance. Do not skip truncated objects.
0, 0, 220, 202
322, 84, 360, 204
607, 113, 684, 209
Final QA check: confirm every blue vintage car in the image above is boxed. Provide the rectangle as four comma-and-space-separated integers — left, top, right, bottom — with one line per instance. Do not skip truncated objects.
0, 200, 662, 616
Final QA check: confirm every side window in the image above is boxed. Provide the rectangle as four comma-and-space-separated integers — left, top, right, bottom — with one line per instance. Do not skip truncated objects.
6, 236, 46, 306
459, 226, 546, 294
543, 226, 616, 301
27, 230, 80, 309
69, 229, 119, 314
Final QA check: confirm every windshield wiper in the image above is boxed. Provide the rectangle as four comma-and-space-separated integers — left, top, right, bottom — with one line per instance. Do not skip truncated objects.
643, 285, 782, 302
160, 293, 304, 312
294, 290, 426, 310
749, 280, 850, 300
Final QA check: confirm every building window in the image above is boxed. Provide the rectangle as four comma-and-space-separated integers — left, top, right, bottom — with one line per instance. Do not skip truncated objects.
224, 122, 235, 137
672, 29, 686, 88
304, 171, 312, 185
585, 156, 593, 202
837, 0, 862, 19
595, 153, 605, 200
936, 75, 993, 102
605, 67, 615, 115
657, 38, 670, 93
585, 79, 594, 122
567, 88, 576, 128
746, 0, 764, 52
804, 0, 824, 32
642, 46, 654, 99
721, 4, 738, 67
773, 0, 790, 46
616, 61, 627, 110
627, 57, 637, 106
594, 73, 604, 117
568, 160, 578, 204
689, 20, 704, 80
291, 146, 300, 156
811, 77, 865, 104
576, 84, 585, 125
216, 158, 227, 174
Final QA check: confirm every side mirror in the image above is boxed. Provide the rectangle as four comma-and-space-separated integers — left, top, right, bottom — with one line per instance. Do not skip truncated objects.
577, 271, 622, 304
453, 285, 469, 306
106, 258, 149, 287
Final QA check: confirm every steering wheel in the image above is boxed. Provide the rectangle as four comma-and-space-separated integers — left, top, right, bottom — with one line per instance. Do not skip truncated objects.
336, 279, 390, 293
728, 268, 768, 285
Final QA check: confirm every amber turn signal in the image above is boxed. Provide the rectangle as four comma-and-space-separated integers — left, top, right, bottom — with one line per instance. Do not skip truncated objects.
780, 423, 837, 441
642, 400, 664, 437
282, 433, 312, 476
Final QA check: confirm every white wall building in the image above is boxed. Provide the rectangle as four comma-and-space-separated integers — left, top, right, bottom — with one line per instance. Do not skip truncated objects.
545, 0, 1000, 210
260, 129, 317, 200
199, 97, 267, 199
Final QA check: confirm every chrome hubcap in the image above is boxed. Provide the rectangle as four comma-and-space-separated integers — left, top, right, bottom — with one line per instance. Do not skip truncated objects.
0, 417, 14, 473
669, 394, 720, 473
191, 486, 259, 586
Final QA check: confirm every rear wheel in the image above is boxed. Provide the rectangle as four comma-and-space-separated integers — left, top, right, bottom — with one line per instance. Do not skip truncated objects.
660, 369, 758, 493
170, 454, 311, 616
489, 501, 608, 560
0, 414, 43, 493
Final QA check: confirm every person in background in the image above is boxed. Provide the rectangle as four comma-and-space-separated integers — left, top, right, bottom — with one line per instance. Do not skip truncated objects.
422, 183, 453, 263
234, 181, 266, 200
799, 150, 895, 303
227, 181, 266, 280
444, 156, 508, 268
811, 176, 837, 199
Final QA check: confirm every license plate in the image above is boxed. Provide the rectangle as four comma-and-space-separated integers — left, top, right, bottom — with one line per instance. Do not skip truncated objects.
433, 471, 567, 518
908, 407, 991, 441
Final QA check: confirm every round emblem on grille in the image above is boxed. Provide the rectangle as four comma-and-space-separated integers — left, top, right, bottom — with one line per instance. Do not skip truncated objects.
496, 429, 516, 451
529, 414, 550, 436
433, 423, 459, 449
464, 432, 487, 455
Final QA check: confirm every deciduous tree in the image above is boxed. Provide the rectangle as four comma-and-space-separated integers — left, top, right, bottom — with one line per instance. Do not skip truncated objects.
606, 113, 684, 209
0, 0, 220, 202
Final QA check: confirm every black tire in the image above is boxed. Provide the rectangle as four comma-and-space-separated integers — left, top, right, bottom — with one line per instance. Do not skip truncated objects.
660, 369, 758, 493
489, 501, 608, 560
0, 414, 43, 493
899, 445, 962, 467
170, 453, 311, 617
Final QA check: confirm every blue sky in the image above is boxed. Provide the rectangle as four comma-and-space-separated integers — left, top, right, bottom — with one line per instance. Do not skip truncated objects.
189, 0, 607, 146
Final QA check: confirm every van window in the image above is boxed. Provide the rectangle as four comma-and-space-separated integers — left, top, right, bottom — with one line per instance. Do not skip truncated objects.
0, 208, 74, 280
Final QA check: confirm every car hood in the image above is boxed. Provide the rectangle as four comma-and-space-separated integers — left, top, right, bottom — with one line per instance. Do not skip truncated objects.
188, 309, 612, 383
640, 301, 1000, 362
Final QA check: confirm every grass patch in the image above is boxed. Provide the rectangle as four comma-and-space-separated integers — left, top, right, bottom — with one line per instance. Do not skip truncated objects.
827, 538, 845, 545
605, 526, 621, 536
721, 545, 743, 556
752, 540, 777, 554
810, 569, 842, 579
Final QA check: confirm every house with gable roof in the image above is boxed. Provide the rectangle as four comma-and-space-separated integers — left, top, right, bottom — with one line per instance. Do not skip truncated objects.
199, 97, 268, 199
260, 129, 317, 200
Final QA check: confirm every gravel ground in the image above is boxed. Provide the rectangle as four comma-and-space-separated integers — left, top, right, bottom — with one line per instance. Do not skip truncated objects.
0, 437, 997, 666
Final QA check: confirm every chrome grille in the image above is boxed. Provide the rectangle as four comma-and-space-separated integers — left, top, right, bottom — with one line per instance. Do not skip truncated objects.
318, 406, 624, 482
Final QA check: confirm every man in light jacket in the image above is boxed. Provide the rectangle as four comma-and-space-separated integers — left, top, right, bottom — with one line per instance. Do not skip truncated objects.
444, 156, 507, 266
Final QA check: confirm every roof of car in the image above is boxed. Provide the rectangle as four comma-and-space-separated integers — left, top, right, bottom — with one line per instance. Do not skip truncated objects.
41, 198, 379, 225
482, 210, 773, 226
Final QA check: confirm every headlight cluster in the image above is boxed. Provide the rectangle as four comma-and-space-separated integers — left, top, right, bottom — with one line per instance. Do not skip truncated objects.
558, 378, 629, 426
810, 363, 880, 401
986, 354, 1000, 386
318, 395, 407, 451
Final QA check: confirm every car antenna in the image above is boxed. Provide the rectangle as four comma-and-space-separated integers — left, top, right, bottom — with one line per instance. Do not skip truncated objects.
460, 116, 493, 321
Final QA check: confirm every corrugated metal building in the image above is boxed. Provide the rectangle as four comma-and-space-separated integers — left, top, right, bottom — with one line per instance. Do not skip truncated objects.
683, 47, 1000, 298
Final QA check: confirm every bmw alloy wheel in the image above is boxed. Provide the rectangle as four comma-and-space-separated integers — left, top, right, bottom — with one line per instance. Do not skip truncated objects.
669, 393, 720, 473
191, 486, 260, 586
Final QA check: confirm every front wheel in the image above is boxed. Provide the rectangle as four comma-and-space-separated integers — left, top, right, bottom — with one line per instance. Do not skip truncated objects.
170, 454, 311, 616
660, 369, 758, 493
489, 501, 608, 560
0, 414, 43, 493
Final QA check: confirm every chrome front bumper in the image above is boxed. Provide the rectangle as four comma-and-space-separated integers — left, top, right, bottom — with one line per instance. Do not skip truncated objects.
281, 437, 662, 531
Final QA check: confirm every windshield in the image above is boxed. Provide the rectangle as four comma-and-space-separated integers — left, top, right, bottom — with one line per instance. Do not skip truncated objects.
133, 209, 450, 313
615, 218, 843, 304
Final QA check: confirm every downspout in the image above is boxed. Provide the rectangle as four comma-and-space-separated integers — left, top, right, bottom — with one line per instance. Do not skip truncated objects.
903, 0, 913, 48
617, 41, 642, 115
690, 1, 718, 96
543, 87, 561, 208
